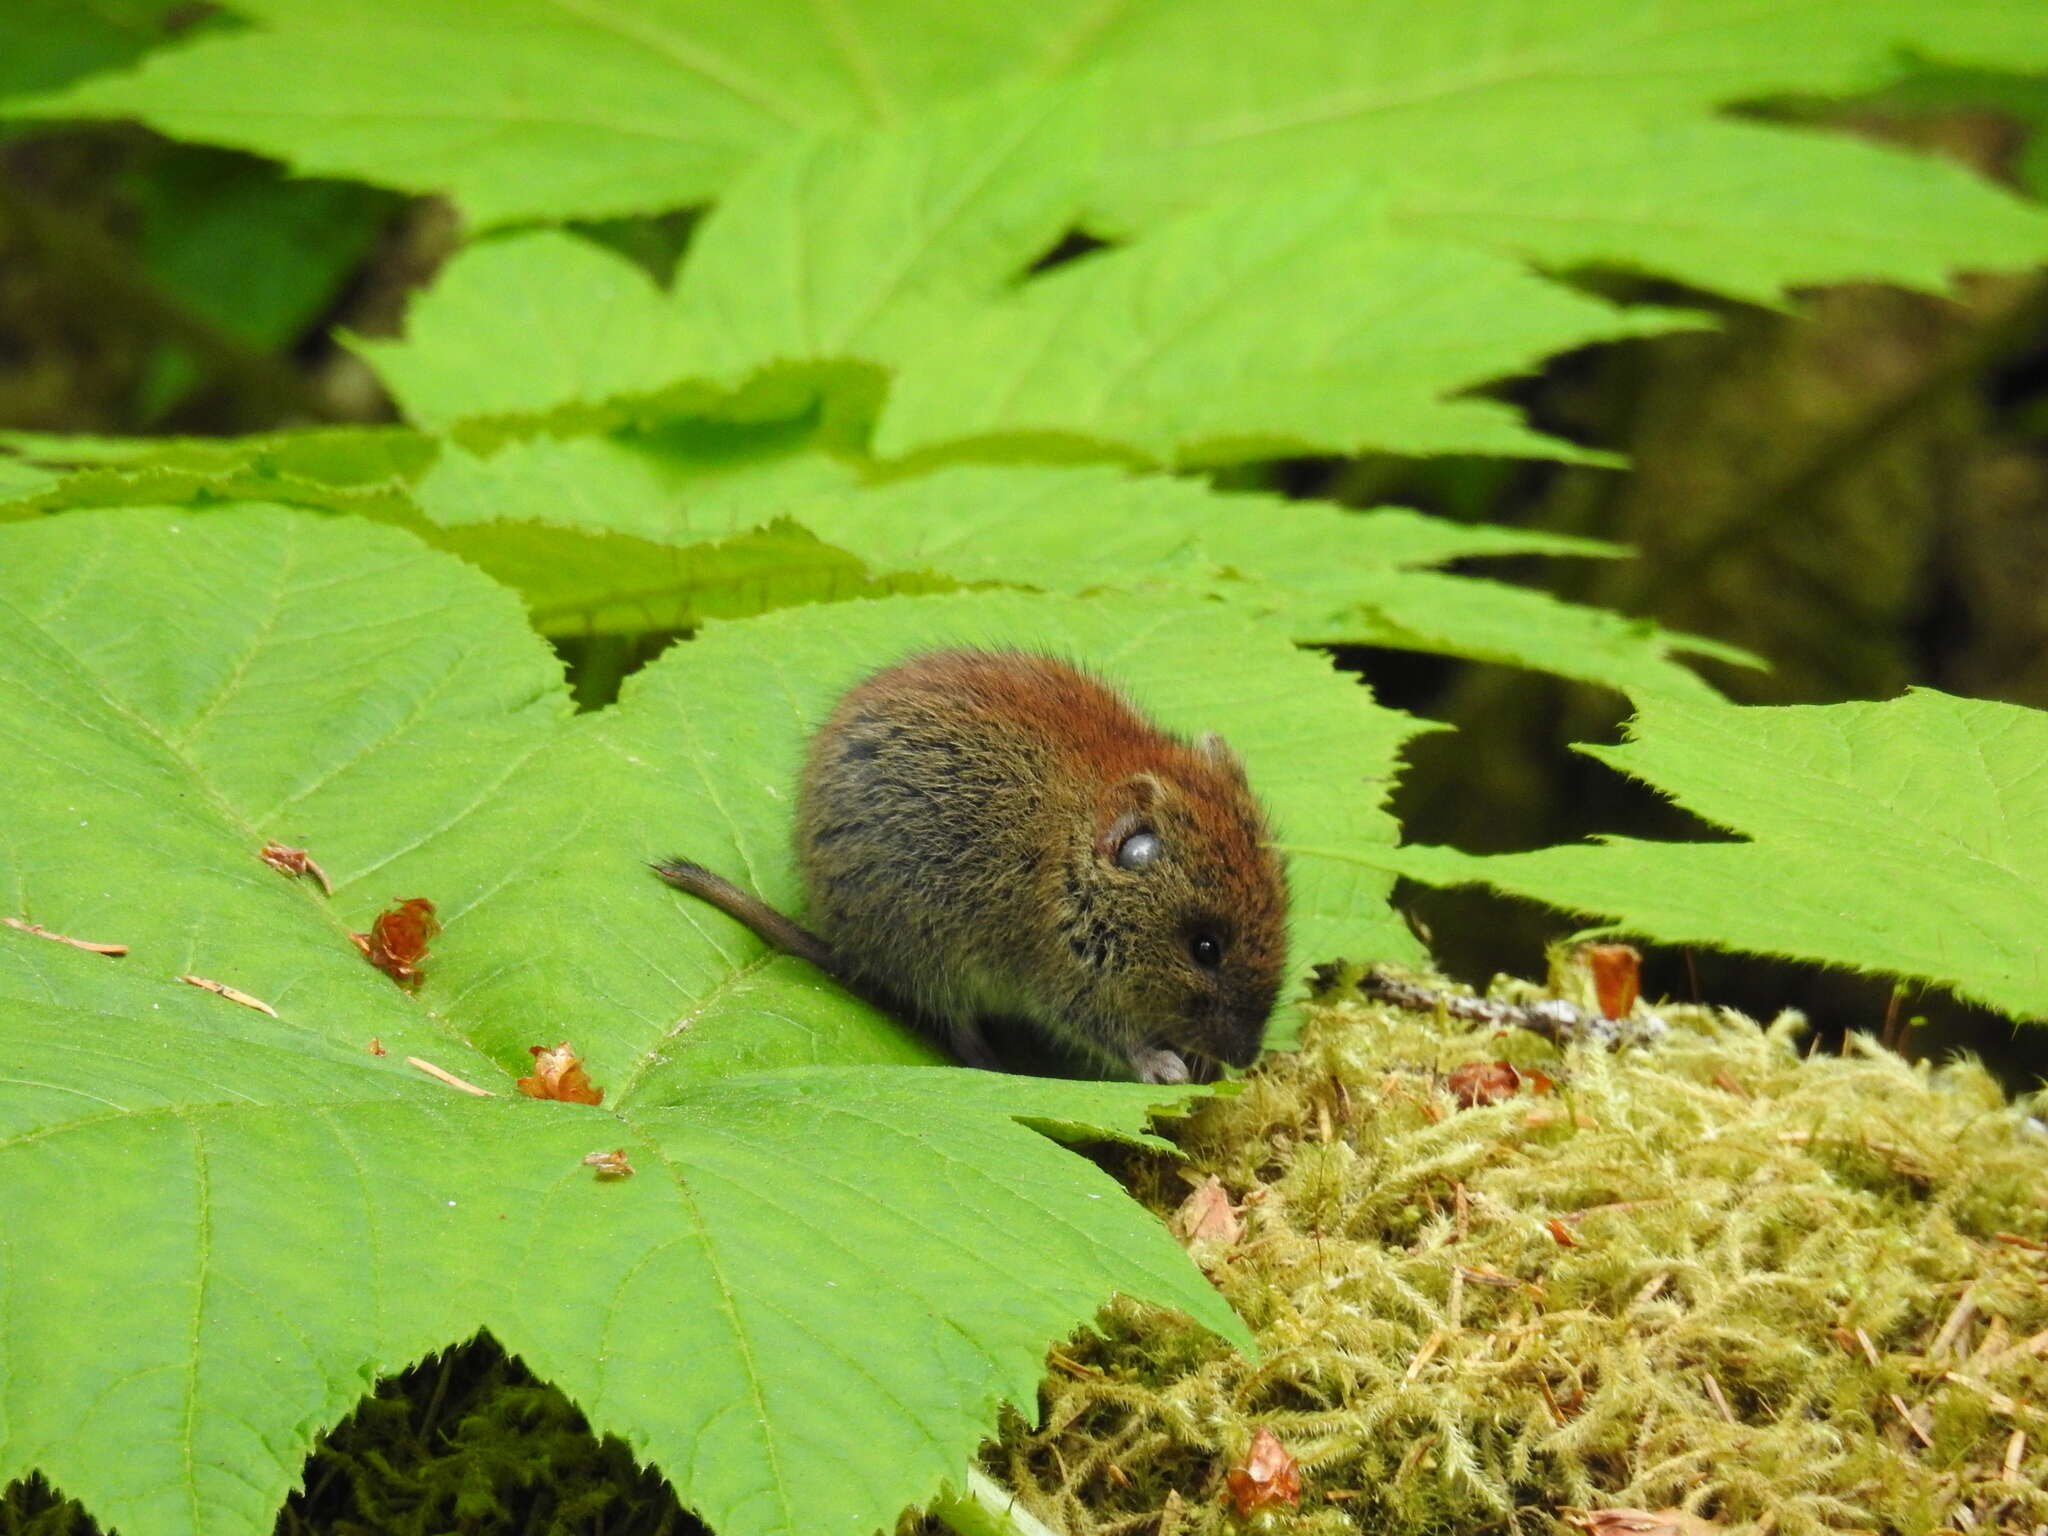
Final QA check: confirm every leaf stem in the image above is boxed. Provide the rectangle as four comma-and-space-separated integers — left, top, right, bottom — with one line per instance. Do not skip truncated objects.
929, 1469, 1064, 1536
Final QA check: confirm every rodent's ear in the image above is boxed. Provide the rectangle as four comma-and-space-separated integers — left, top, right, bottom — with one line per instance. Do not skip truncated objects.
1093, 773, 1166, 864
1106, 771, 1164, 813
1195, 731, 1249, 783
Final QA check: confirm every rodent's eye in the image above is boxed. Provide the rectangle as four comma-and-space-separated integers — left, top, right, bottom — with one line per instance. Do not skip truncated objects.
1116, 830, 1162, 870
1189, 933, 1224, 969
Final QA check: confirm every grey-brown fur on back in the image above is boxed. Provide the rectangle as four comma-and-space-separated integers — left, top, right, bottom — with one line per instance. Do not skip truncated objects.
795, 648, 1288, 1077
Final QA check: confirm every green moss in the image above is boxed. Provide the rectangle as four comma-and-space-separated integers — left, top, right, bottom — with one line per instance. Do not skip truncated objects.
982, 979, 2048, 1536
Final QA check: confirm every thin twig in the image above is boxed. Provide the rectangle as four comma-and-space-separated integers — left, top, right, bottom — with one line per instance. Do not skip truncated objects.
1360, 965, 1663, 1048
1702, 1372, 1735, 1424
1890, 1393, 1934, 1449
1931, 1294, 1979, 1361
1406, 1330, 1447, 1382
405, 1057, 495, 1097
177, 975, 279, 1018
3, 917, 127, 955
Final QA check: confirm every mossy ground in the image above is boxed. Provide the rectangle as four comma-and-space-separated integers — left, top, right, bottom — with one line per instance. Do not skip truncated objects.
971, 973, 2048, 1536
7, 976, 2045, 1536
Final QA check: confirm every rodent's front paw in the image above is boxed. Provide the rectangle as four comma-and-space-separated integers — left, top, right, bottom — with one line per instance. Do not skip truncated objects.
1129, 1046, 1191, 1085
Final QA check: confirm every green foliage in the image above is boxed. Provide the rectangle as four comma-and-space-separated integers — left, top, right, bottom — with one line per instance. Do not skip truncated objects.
4, 3, 2048, 1533
7, 0, 2042, 709
0, 507, 1307, 1536
353, 231, 709, 430
869, 178, 1704, 465
9, 0, 2038, 711
0, 418, 1747, 695
0, 0, 187, 102
1384, 689, 2048, 1021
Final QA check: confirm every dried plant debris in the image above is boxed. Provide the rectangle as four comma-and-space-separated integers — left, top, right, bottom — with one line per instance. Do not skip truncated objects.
1580, 944, 1642, 1022
176, 974, 278, 1017
407, 1056, 494, 1097
2, 917, 126, 955
582, 1148, 634, 1180
1359, 959, 1669, 1050
350, 896, 438, 989
517, 1042, 604, 1106
259, 839, 333, 894
1225, 1426, 1301, 1516
977, 977, 2048, 1536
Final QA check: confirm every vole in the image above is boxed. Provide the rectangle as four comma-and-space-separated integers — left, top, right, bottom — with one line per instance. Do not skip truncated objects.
653, 648, 1289, 1084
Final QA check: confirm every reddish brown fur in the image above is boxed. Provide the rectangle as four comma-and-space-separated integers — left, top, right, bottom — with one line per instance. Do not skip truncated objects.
660, 649, 1290, 1083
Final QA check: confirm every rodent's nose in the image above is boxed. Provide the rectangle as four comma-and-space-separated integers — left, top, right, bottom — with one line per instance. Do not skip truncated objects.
1219, 1039, 1262, 1069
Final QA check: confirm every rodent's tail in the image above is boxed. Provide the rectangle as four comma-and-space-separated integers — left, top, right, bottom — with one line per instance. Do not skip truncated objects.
649, 859, 839, 974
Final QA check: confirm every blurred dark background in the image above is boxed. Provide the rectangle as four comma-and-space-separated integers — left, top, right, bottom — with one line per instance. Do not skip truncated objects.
4, 8, 2046, 1082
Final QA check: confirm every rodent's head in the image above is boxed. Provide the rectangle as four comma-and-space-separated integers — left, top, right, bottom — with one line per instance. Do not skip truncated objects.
1061, 733, 1288, 1072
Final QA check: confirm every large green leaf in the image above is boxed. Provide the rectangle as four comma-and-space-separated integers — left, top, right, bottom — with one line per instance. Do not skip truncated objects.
1381, 119, 2048, 306
0, 0, 189, 102
872, 178, 1706, 466
356, 77, 1105, 435
674, 84, 1096, 383
335, 45, 2048, 466
16, 0, 2046, 313
0, 505, 1423, 1536
16, 424, 1738, 699
5, 0, 1108, 223
778, 467, 1755, 694
1383, 689, 2048, 1022
408, 446, 1744, 694
354, 231, 706, 430
1082, 0, 2048, 237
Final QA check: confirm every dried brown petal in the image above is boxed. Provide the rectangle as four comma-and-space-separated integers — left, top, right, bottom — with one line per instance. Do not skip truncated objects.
518, 1041, 604, 1106
353, 897, 438, 989
1170, 1175, 1241, 1251
1582, 943, 1642, 1020
1225, 1426, 1301, 1516
1446, 1060, 1523, 1108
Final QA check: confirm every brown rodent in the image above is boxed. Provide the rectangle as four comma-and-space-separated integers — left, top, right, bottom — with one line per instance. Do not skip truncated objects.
653, 648, 1289, 1083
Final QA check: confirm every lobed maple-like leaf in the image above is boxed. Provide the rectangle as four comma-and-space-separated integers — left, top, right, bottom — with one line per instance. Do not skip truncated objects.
674, 84, 1098, 384
11, 0, 2045, 315
1081, 0, 2048, 239
410, 448, 1751, 697
2, 0, 1112, 224
870, 176, 1709, 467
353, 230, 708, 431
0, 421, 1749, 701
1378, 119, 2048, 307
0, 505, 1424, 1536
1384, 689, 2048, 1022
